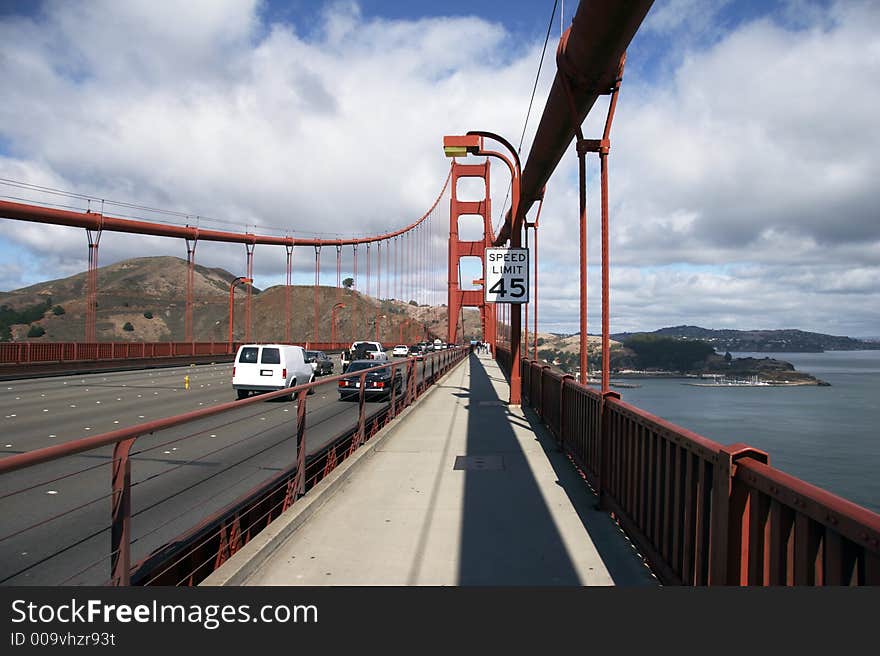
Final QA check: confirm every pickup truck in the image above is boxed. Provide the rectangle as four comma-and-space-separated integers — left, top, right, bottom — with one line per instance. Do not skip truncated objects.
342, 341, 388, 371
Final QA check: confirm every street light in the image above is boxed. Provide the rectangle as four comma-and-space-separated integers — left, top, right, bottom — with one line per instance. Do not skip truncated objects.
332, 303, 346, 347
375, 313, 386, 343
443, 131, 523, 404
228, 276, 252, 350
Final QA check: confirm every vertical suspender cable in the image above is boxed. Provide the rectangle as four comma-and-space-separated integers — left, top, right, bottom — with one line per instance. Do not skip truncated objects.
285, 243, 293, 343
313, 245, 321, 345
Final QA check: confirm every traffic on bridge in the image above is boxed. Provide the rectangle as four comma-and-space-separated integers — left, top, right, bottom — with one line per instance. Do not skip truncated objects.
0, 0, 877, 591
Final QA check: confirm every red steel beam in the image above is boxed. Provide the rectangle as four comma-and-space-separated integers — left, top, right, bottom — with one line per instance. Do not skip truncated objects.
494, 0, 653, 246
0, 165, 451, 249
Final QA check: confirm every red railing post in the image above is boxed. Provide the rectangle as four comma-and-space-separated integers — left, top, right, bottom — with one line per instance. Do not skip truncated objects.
709, 443, 770, 585
293, 388, 308, 498
356, 373, 367, 447
110, 438, 135, 586
598, 391, 621, 511
389, 361, 398, 419
405, 359, 415, 406
558, 374, 575, 447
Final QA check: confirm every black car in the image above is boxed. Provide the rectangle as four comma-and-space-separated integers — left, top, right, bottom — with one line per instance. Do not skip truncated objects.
305, 350, 334, 376
338, 360, 403, 401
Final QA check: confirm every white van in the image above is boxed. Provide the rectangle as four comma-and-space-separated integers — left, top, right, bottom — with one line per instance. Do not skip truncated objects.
232, 344, 315, 400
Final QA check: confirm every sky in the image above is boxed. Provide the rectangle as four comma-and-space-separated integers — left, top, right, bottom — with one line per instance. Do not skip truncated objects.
0, 0, 877, 338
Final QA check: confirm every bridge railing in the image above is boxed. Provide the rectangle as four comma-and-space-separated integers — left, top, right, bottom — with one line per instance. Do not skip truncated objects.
0, 345, 470, 585
499, 345, 880, 586
0, 341, 354, 366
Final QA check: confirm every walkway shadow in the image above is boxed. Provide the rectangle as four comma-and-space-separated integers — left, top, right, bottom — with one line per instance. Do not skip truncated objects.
518, 406, 658, 586
456, 354, 581, 585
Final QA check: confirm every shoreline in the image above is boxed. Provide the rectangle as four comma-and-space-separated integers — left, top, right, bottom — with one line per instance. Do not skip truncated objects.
612, 372, 829, 386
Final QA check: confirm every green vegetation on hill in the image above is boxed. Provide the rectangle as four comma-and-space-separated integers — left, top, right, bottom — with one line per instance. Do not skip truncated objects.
0, 297, 52, 341
623, 334, 715, 371
612, 325, 878, 352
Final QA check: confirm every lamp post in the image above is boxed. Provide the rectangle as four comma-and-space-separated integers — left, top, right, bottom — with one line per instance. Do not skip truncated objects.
228, 276, 252, 350
443, 131, 523, 404
375, 313, 386, 343
332, 302, 345, 347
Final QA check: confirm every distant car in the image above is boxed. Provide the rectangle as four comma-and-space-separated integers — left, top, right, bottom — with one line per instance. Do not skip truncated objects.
408, 344, 425, 360
351, 341, 389, 362
392, 344, 409, 357
305, 350, 333, 376
232, 344, 315, 400
338, 360, 403, 401
342, 341, 388, 372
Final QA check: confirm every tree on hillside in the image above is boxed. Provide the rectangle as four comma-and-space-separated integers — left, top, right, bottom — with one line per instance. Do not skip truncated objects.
624, 335, 714, 371
27, 325, 45, 338
122, 322, 134, 332
343, 277, 354, 289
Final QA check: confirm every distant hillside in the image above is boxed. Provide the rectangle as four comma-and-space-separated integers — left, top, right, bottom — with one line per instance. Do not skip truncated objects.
0, 256, 481, 344
611, 325, 879, 352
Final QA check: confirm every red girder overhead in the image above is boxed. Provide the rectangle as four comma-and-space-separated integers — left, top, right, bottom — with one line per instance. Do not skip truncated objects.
494, 0, 653, 246
0, 181, 447, 248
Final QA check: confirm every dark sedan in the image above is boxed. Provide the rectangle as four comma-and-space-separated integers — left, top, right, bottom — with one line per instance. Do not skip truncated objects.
305, 350, 334, 376
338, 360, 403, 401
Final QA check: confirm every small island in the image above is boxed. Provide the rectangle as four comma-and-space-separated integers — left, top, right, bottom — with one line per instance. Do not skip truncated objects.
535, 332, 831, 386
611, 336, 829, 386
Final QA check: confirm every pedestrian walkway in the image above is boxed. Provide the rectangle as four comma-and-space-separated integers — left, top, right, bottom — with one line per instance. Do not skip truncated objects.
206, 352, 658, 586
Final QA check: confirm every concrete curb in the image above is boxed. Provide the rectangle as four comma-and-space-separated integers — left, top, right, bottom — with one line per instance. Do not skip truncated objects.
200, 355, 470, 586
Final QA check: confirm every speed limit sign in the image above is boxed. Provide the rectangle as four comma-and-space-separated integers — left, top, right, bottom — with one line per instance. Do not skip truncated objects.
484, 247, 529, 304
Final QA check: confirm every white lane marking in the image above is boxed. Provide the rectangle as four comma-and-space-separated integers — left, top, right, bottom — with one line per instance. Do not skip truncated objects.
6, 414, 17, 418
137, 395, 142, 398
6, 387, 11, 390
260, 417, 266, 421
210, 434, 217, 438
117, 398, 122, 401
42, 409, 48, 412
15, 397, 19, 400
46, 490, 58, 495
69, 405, 76, 408
48, 434, 56, 438
138, 415, 145, 419
113, 421, 119, 424
163, 450, 171, 454
4, 444, 11, 447
96, 401, 101, 404
84, 427, 91, 431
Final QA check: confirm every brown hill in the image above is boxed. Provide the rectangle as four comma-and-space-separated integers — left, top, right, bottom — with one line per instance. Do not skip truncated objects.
0, 256, 482, 344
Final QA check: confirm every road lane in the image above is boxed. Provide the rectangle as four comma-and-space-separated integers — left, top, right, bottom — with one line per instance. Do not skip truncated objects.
0, 353, 441, 584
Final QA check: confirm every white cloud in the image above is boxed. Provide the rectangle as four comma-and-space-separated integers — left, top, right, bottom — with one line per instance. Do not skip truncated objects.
0, 1, 877, 337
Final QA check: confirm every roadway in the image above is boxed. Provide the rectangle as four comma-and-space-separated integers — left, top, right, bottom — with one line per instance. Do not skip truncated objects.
0, 353, 433, 585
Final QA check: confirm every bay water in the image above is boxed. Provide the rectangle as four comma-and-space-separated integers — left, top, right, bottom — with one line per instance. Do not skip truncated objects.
614, 350, 880, 513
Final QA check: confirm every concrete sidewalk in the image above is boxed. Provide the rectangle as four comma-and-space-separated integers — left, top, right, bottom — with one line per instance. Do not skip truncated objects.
207, 353, 657, 586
